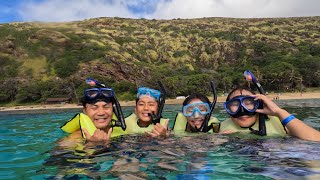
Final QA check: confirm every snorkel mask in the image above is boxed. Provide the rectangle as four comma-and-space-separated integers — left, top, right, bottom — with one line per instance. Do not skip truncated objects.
84, 87, 115, 104
183, 102, 211, 132
179, 82, 216, 133
224, 95, 260, 118
84, 78, 126, 130
182, 102, 210, 117
137, 87, 161, 101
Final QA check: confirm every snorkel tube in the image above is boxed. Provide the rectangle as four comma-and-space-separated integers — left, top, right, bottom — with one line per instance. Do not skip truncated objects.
243, 70, 266, 136
199, 81, 217, 132
148, 81, 166, 125
86, 78, 126, 131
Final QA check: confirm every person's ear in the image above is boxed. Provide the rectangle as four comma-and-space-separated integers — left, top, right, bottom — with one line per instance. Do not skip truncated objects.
83, 107, 86, 114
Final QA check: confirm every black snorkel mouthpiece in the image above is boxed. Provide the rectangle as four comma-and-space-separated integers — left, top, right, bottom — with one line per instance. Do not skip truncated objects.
199, 81, 217, 132
243, 70, 266, 136
148, 112, 160, 125
86, 78, 126, 131
148, 81, 166, 125
189, 125, 202, 132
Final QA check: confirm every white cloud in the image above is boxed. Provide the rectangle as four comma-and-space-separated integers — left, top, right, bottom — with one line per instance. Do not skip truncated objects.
18, 0, 136, 22
150, 0, 320, 19
17, 0, 320, 22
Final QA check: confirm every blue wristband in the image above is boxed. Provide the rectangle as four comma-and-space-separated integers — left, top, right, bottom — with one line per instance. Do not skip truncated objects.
281, 115, 295, 126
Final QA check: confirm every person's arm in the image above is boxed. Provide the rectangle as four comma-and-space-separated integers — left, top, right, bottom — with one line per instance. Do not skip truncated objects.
254, 94, 320, 142
276, 108, 320, 141
58, 130, 83, 148
58, 128, 112, 148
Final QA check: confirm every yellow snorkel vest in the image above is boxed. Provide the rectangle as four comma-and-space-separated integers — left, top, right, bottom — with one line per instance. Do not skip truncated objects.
172, 112, 220, 133
61, 113, 126, 138
124, 113, 168, 134
219, 115, 287, 136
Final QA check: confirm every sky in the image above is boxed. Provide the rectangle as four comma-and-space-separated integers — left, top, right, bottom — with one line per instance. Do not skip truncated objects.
1, 0, 320, 23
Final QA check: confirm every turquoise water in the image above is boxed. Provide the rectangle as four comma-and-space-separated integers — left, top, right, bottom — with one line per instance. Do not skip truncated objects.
0, 99, 320, 179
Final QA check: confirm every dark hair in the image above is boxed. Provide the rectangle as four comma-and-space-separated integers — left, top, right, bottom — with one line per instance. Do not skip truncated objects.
135, 96, 159, 105
226, 85, 256, 101
81, 96, 113, 107
183, 93, 211, 106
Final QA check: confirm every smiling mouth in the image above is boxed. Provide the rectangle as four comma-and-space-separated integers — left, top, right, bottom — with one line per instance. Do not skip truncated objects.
94, 117, 107, 122
142, 113, 151, 117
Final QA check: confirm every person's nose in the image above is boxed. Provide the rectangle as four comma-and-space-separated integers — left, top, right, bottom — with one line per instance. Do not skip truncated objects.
96, 107, 106, 116
143, 104, 149, 111
193, 111, 201, 118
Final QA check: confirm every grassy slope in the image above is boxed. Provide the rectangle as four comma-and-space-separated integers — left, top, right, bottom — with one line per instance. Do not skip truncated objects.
0, 17, 319, 103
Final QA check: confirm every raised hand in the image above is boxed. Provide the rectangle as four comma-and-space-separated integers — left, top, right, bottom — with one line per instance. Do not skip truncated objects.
253, 94, 282, 116
82, 127, 112, 142
145, 119, 169, 138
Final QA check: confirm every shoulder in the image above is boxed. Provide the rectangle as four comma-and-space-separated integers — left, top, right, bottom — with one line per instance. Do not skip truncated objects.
219, 118, 240, 132
208, 117, 220, 124
172, 112, 187, 131
125, 113, 138, 121
265, 115, 287, 135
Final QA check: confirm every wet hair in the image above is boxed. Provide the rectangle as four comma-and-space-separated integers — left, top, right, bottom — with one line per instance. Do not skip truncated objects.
183, 93, 211, 106
226, 85, 256, 101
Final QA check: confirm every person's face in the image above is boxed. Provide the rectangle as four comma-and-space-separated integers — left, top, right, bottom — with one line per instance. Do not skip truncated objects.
83, 101, 113, 130
185, 98, 207, 129
228, 89, 257, 127
135, 96, 158, 123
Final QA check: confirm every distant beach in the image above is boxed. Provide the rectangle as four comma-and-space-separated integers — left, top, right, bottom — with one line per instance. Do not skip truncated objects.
0, 92, 319, 112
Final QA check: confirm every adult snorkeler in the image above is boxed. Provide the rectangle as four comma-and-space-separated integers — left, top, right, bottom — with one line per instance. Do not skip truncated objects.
124, 83, 169, 137
60, 78, 126, 145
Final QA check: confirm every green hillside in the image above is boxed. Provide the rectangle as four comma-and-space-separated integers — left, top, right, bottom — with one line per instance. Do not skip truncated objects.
0, 17, 319, 104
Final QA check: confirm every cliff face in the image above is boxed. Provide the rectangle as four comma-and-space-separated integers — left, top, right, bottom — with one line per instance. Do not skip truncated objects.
0, 17, 319, 103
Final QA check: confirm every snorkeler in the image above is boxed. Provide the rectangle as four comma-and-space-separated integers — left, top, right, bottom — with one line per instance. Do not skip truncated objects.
60, 78, 126, 144
172, 93, 219, 133
219, 71, 320, 142
124, 84, 169, 137
172, 81, 219, 133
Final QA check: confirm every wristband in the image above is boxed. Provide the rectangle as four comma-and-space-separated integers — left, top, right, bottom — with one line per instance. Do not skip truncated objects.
281, 114, 295, 126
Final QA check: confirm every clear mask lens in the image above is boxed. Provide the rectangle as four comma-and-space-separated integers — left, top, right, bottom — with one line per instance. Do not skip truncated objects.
84, 88, 114, 100
224, 96, 259, 115
183, 102, 210, 117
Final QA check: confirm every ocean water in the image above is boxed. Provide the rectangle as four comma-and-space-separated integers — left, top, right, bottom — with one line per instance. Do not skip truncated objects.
0, 99, 319, 179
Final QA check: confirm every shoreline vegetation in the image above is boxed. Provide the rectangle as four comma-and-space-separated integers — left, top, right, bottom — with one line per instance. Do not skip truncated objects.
1, 91, 319, 112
